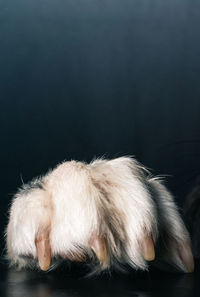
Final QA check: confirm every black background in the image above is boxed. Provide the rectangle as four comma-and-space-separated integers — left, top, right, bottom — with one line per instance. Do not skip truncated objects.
1, 0, 200, 255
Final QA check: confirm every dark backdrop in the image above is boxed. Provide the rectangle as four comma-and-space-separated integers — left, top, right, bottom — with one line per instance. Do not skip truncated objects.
1, 0, 200, 253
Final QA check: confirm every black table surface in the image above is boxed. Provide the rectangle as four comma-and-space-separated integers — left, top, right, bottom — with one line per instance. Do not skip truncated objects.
0, 261, 200, 297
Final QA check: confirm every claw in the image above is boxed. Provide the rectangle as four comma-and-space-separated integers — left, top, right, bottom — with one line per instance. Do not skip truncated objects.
141, 234, 155, 261
35, 230, 51, 271
89, 235, 108, 268
178, 241, 194, 273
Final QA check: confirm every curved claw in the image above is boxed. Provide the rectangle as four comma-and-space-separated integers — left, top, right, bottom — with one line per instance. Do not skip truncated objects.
35, 230, 51, 271
178, 241, 194, 273
141, 234, 155, 261
89, 235, 109, 268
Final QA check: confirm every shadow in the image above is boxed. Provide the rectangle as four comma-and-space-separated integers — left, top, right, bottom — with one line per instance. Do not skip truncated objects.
0, 263, 198, 297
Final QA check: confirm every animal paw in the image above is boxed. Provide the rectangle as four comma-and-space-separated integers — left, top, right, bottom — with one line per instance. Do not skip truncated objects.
6, 157, 194, 274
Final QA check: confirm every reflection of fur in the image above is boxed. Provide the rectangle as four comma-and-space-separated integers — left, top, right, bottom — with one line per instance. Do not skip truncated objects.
6, 157, 194, 274
184, 177, 200, 259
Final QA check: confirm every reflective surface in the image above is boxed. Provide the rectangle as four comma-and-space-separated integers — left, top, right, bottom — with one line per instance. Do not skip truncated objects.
0, 262, 199, 297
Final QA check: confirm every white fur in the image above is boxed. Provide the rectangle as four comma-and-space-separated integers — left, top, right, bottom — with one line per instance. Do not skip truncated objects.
6, 157, 192, 273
